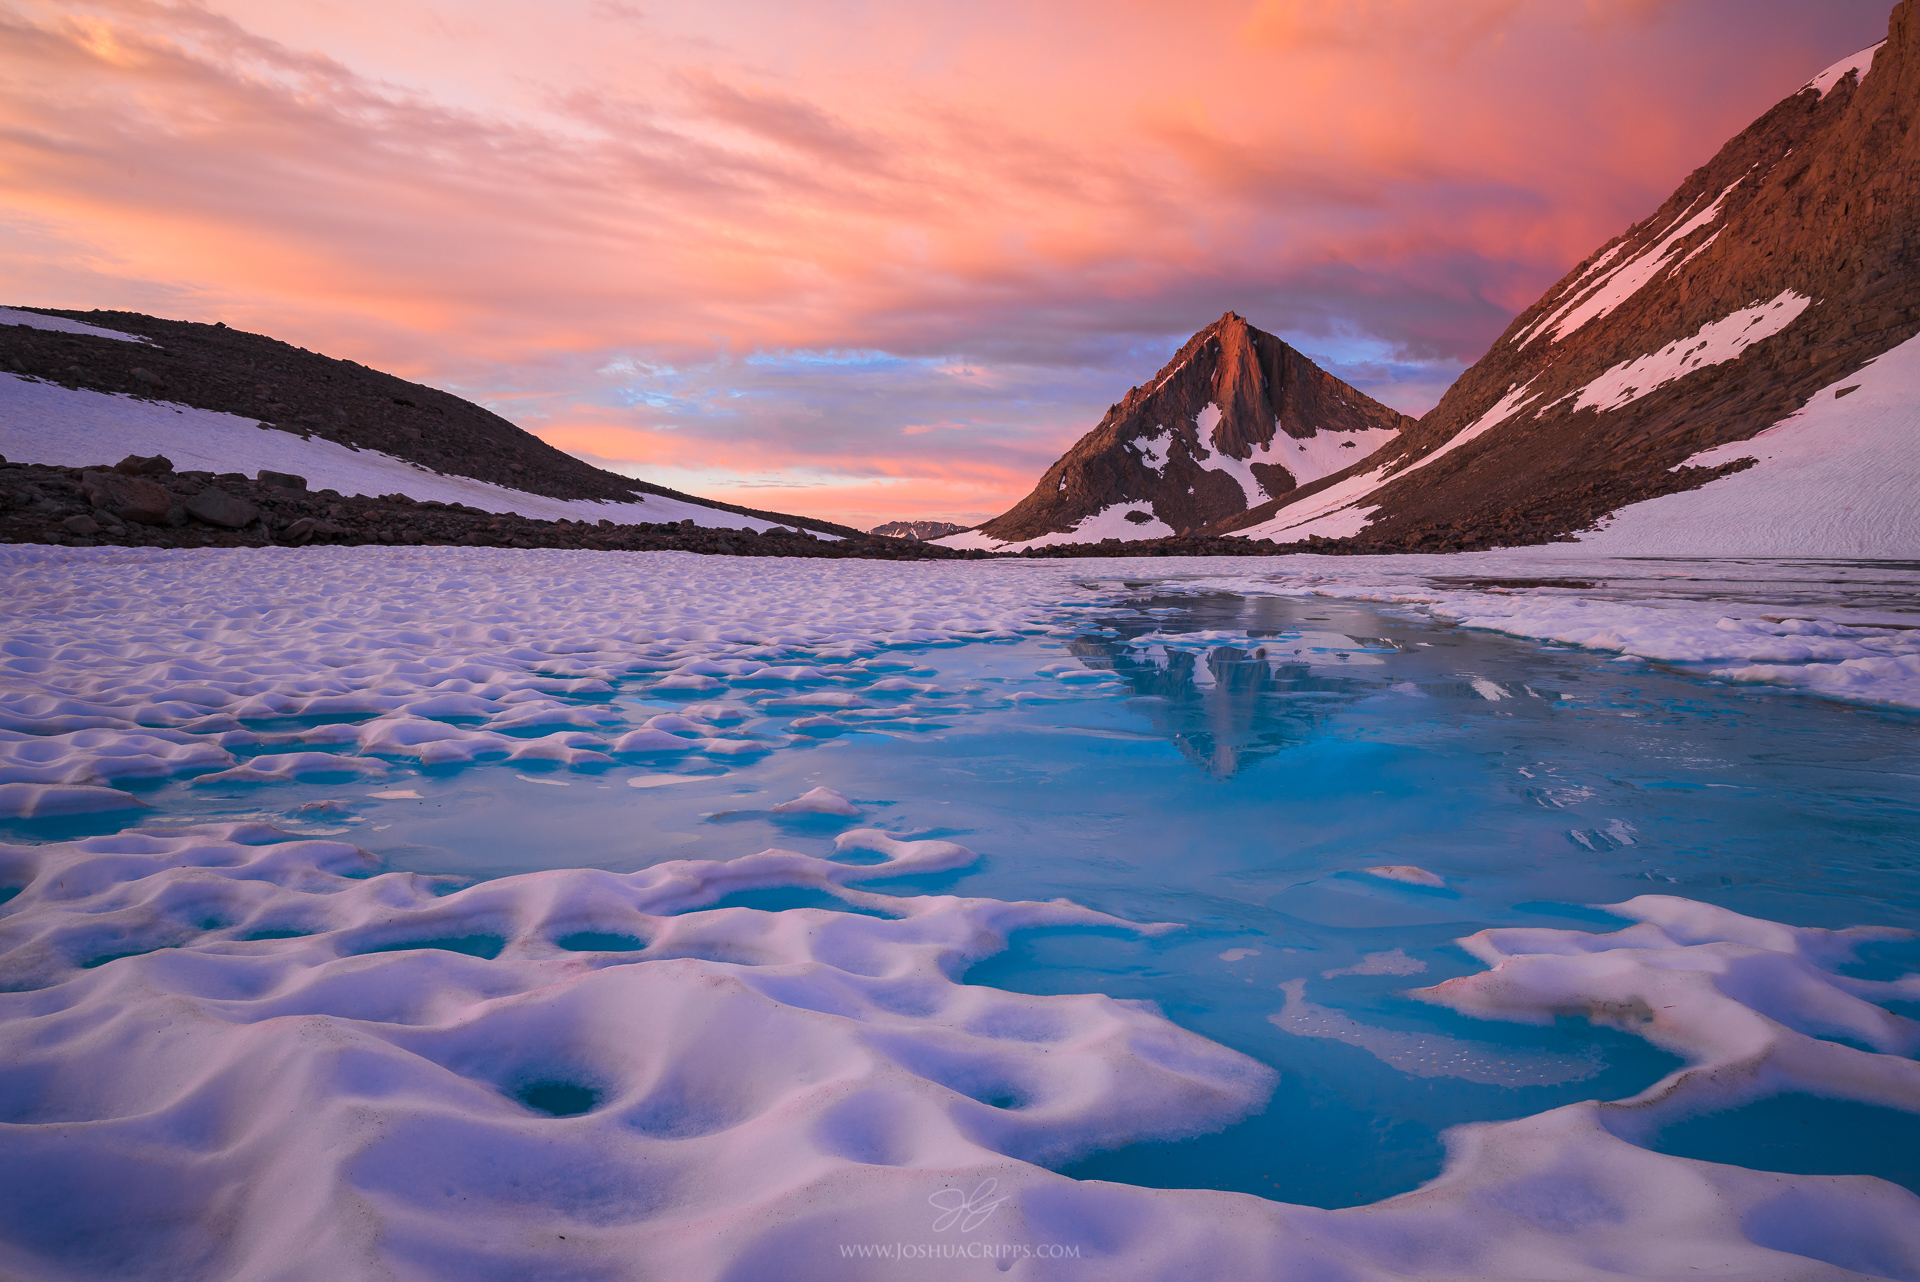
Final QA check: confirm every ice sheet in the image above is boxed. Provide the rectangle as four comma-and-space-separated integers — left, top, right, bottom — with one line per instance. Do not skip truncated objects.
1133, 550, 1920, 710
2, 546, 1918, 1279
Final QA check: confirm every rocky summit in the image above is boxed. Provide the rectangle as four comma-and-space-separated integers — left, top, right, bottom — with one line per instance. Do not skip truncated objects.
1210, 5, 1920, 553
956, 312, 1412, 547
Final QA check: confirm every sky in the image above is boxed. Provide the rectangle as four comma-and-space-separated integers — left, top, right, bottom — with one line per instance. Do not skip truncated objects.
0, 0, 1895, 529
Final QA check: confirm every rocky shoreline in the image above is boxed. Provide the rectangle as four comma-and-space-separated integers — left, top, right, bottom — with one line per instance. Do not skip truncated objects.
4, 453, 1592, 560
0, 456, 984, 560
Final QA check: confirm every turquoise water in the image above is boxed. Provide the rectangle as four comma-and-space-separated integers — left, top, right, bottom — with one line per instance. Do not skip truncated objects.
31, 587, 1920, 1208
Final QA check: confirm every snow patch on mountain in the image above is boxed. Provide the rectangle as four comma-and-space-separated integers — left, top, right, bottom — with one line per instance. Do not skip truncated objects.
1394, 378, 1544, 480
0, 307, 153, 345
1517, 180, 1741, 348
1234, 467, 1391, 542
1132, 429, 1173, 473
939, 501, 1174, 549
1573, 329, 1920, 557
1805, 41, 1884, 98
1572, 291, 1814, 414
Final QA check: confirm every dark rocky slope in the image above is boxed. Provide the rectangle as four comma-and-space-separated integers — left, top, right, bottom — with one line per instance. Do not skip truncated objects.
0, 308, 862, 539
0, 455, 977, 559
1210, 10, 1920, 551
971, 313, 1412, 543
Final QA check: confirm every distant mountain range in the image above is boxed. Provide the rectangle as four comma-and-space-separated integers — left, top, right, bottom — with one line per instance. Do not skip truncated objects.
869, 520, 966, 540
948, 5, 1920, 558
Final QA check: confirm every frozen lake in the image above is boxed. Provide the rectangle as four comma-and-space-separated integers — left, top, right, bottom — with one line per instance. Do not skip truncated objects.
1, 547, 1917, 1279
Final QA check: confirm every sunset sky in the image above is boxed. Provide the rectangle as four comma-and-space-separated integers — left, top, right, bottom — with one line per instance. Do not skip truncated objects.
0, 0, 1894, 528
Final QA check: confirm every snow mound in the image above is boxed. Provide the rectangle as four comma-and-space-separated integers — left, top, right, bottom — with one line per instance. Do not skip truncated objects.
771, 786, 861, 816
1420, 895, 1920, 1132
5, 828, 1918, 1277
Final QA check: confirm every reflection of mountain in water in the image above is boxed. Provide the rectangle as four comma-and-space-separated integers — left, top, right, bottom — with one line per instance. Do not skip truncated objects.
1065, 635, 1374, 778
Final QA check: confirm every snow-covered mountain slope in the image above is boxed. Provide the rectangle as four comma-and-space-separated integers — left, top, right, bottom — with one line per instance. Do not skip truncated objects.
940, 313, 1411, 549
0, 306, 859, 539
0, 373, 817, 532
1214, 6, 1920, 556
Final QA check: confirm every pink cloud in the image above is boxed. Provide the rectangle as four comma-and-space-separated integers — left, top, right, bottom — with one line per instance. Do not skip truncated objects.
0, 0, 1896, 524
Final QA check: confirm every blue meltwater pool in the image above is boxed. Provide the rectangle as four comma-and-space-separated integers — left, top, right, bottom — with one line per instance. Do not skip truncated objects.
106, 578, 1920, 1208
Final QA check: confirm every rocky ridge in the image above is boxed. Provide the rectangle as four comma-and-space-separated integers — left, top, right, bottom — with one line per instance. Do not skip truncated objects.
1209, 12, 1920, 551
0, 309, 862, 540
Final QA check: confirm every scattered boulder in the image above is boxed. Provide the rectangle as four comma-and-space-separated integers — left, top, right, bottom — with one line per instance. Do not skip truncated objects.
258, 470, 307, 491
128, 367, 167, 390
114, 454, 173, 476
61, 514, 99, 536
184, 487, 259, 530
80, 470, 172, 525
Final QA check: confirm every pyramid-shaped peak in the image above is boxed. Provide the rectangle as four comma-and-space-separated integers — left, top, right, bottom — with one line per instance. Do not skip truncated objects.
962, 312, 1413, 545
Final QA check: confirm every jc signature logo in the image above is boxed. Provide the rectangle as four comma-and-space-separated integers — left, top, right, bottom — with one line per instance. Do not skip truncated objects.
928, 1179, 1009, 1233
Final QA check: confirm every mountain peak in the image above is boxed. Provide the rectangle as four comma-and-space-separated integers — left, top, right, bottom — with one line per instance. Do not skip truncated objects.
959, 315, 1412, 547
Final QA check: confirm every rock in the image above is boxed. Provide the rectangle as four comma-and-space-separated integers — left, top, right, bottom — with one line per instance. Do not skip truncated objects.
114, 454, 173, 476
62, 514, 100, 536
80, 470, 172, 525
258, 470, 307, 491
282, 517, 345, 543
129, 367, 167, 389
184, 487, 259, 529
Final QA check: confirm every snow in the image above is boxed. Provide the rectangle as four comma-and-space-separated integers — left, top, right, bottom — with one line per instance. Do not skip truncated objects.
1573, 291, 1813, 413
0, 372, 821, 533
1233, 381, 1542, 543
1575, 329, 1920, 557
1516, 179, 1742, 348
770, 786, 861, 816
1424, 894, 1920, 1133
935, 501, 1174, 550
1161, 550, 1920, 710
1805, 41, 1884, 98
2, 545, 1919, 1278
1391, 377, 1543, 480
1277, 424, 1399, 486
1130, 427, 1172, 473
1233, 464, 1391, 541
0, 306, 153, 344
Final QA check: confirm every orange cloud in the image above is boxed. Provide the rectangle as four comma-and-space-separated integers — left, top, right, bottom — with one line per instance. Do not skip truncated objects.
0, 0, 1895, 525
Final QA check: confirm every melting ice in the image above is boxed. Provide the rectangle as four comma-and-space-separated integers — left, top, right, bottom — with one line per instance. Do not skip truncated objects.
1, 545, 1917, 1280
